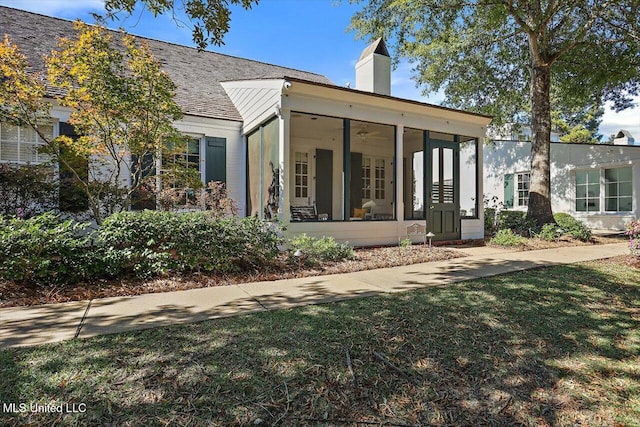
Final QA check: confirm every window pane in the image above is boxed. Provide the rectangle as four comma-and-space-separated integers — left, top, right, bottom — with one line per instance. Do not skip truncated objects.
587, 170, 600, 183
575, 171, 587, 185
589, 199, 599, 211
605, 198, 617, 211
604, 168, 617, 182
20, 126, 36, 142
619, 166, 632, 182
21, 143, 36, 163
38, 124, 54, 141
606, 183, 618, 197
432, 148, 439, 203
576, 199, 586, 211
588, 184, 600, 197
620, 182, 632, 197
0, 141, 19, 161
619, 197, 632, 211
1, 124, 19, 142
576, 185, 586, 199
188, 139, 199, 154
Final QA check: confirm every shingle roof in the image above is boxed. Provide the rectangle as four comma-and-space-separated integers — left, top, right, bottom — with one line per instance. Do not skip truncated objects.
0, 6, 333, 122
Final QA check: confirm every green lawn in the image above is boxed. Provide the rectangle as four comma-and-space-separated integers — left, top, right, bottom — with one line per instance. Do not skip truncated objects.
1, 258, 639, 426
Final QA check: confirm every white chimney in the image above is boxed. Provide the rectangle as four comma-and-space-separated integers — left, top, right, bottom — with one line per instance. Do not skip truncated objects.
613, 130, 637, 145
355, 38, 391, 96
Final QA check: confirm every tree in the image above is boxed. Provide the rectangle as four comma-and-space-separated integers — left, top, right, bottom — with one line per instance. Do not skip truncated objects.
553, 104, 604, 144
1, 23, 184, 224
99, 0, 259, 49
350, 0, 640, 225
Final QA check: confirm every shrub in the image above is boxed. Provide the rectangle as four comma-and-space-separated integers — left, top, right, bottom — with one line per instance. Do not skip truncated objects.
288, 234, 354, 267
626, 219, 640, 256
0, 164, 58, 218
399, 238, 412, 248
553, 213, 592, 241
497, 210, 537, 235
537, 223, 563, 241
98, 210, 283, 277
0, 212, 95, 284
489, 229, 527, 247
484, 207, 497, 233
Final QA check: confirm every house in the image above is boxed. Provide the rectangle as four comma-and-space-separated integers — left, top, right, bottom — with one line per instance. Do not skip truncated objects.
484, 131, 640, 231
0, 6, 492, 246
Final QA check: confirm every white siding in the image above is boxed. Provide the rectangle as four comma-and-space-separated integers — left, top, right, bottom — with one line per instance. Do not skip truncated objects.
220, 80, 283, 134
484, 140, 640, 230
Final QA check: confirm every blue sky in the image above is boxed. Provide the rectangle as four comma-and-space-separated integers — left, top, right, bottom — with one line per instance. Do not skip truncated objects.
1, 0, 638, 140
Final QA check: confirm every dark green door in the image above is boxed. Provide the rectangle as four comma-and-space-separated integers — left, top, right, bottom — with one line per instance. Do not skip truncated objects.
428, 139, 460, 241
205, 137, 226, 183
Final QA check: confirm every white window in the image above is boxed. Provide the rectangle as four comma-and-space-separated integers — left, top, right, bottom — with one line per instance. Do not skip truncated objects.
605, 167, 632, 212
294, 151, 309, 198
363, 156, 386, 201
574, 166, 633, 213
516, 172, 530, 206
0, 123, 54, 164
160, 137, 201, 188
575, 170, 600, 212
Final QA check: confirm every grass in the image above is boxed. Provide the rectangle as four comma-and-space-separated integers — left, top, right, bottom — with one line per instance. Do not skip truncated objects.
1, 257, 639, 426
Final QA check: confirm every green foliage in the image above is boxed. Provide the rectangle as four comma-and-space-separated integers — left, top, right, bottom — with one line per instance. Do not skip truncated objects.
537, 223, 562, 242
350, 1, 639, 126
489, 229, 527, 247
350, 1, 640, 224
497, 210, 537, 235
2, 24, 186, 224
101, 0, 259, 49
98, 211, 283, 277
0, 211, 284, 285
0, 164, 58, 218
484, 207, 497, 233
288, 234, 354, 267
46, 23, 185, 223
0, 212, 96, 284
399, 238, 412, 248
553, 104, 604, 144
553, 213, 592, 242
625, 219, 640, 256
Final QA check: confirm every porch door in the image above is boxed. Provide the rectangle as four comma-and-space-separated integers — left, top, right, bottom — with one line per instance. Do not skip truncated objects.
428, 140, 460, 241
292, 150, 313, 206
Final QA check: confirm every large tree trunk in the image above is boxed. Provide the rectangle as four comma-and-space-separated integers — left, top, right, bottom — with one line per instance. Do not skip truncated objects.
527, 62, 555, 225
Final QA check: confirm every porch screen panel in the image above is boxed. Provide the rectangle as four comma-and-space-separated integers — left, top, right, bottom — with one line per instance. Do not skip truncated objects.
262, 119, 279, 220
289, 112, 344, 221
403, 128, 425, 219
247, 129, 261, 217
350, 120, 395, 221
459, 137, 478, 218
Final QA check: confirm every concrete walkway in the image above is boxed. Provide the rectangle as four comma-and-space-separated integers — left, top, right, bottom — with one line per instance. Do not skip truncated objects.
0, 242, 628, 349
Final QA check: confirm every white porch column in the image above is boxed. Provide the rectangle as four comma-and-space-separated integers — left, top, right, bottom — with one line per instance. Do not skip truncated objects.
395, 124, 404, 233
278, 107, 290, 221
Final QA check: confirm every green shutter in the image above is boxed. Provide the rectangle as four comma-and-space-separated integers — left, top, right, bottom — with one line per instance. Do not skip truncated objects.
504, 173, 514, 208
205, 137, 226, 184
